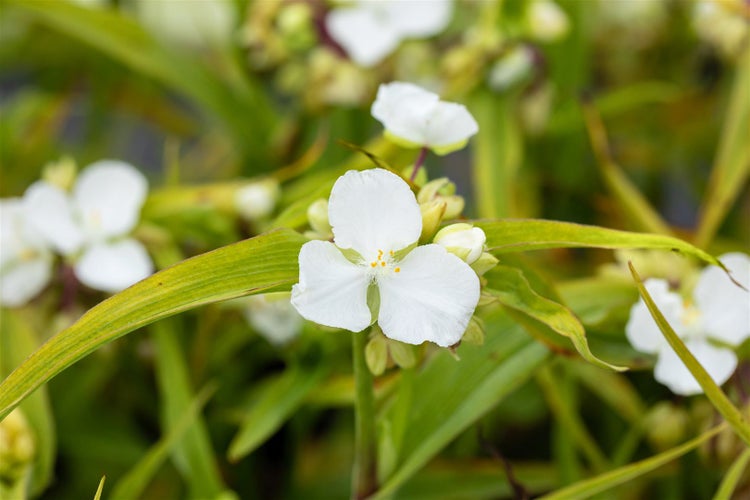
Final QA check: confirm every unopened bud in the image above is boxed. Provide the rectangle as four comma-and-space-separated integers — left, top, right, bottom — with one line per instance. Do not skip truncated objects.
488, 45, 534, 91
235, 179, 280, 220
42, 156, 77, 191
471, 252, 499, 276
365, 331, 388, 376
645, 402, 688, 451
417, 178, 464, 219
0, 408, 35, 485
307, 198, 332, 238
434, 223, 486, 264
388, 339, 416, 369
462, 316, 485, 345
527, 0, 570, 42
419, 200, 447, 242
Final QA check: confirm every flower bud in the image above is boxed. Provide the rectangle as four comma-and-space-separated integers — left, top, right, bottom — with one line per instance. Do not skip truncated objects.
645, 402, 688, 451
419, 200, 447, 242
417, 178, 465, 219
387, 339, 416, 369
488, 45, 534, 92
471, 252, 499, 277
434, 223, 486, 265
244, 293, 302, 346
42, 156, 77, 191
365, 331, 388, 376
0, 408, 35, 486
306, 198, 332, 238
276, 2, 316, 52
235, 179, 280, 220
526, 0, 570, 43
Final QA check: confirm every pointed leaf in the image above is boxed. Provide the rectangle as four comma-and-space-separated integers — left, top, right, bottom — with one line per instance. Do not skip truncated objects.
0, 229, 306, 420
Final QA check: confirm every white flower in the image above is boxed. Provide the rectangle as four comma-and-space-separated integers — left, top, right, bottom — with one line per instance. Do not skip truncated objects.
527, 0, 569, 42
626, 253, 750, 396
692, 1, 748, 59
0, 199, 54, 307
371, 82, 478, 155
244, 293, 304, 346
234, 179, 280, 220
488, 45, 534, 91
434, 223, 486, 265
136, 0, 235, 47
326, 0, 453, 67
23, 160, 154, 293
291, 168, 479, 347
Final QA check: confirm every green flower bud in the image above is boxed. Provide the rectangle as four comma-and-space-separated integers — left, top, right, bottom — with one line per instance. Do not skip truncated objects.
417, 178, 464, 219
470, 252, 499, 277
434, 223, 486, 264
277, 3, 316, 52
0, 408, 35, 487
306, 198, 332, 238
388, 339, 416, 369
419, 200, 447, 242
42, 156, 77, 191
645, 402, 688, 451
365, 331, 388, 376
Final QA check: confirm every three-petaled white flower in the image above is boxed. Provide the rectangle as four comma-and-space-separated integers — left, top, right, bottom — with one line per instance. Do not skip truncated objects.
22, 160, 154, 293
626, 253, 750, 396
326, 0, 453, 67
291, 168, 480, 347
371, 82, 479, 155
0, 199, 54, 307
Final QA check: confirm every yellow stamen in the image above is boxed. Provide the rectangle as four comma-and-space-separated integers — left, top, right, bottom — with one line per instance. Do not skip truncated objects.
370, 262, 377, 268
380, 261, 386, 267
389, 250, 394, 256
394, 267, 400, 273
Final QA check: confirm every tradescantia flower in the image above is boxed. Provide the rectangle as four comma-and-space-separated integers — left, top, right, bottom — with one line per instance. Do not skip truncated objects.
371, 82, 478, 155
626, 253, 750, 396
244, 293, 304, 346
326, 0, 453, 68
291, 168, 480, 347
23, 160, 154, 293
0, 199, 54, 307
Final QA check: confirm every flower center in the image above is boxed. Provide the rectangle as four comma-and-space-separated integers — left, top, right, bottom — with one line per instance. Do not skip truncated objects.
367, 249, 400, 276
679, 303, 704, 339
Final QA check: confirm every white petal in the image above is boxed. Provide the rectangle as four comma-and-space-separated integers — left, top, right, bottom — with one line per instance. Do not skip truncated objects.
73, 160, 148, 240
654, 339, 737, 396
422, 101, 479, 153
371, 82, 440, 146
376, 244, 479, 347
74, 239, 153, 293
0, 257, 53, 307
22, 181, 85, 255
291, 240, 372, 332
244, 294, 303, 346
388, 0, 453, 37
326, 4, 401, 67
625, 279, 684, 354
328, 169, 422, 261
693, 252, 750, 346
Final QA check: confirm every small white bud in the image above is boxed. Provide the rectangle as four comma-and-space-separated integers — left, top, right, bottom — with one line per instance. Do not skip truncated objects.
527, 0, 569, 43
306, 198, 332, 237
434, 223, 486, 265
235, 179, 280, 220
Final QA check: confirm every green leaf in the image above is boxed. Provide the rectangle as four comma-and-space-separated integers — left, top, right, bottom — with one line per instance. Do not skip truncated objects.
486, 265, 624, 371
0, 229, 306, 420
695, 46, 750, 248
477, 219, 725, 269
373, 313, 550, 498
93, 476, 105, 500
3, 0, 274, 164
538, 424, 726, 499
712, 447, 750, 500
109, 386, 215, 500
228, 362, 328, 462
152, 319, 226, 498
629, 263, 750, 446
0, 310, 56, 496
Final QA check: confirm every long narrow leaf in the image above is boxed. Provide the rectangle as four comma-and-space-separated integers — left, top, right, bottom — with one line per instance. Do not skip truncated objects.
712, 447, 750, 500
0, 229, 306, 420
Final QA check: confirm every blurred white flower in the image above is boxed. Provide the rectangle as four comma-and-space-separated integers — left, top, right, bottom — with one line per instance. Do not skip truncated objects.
234, 179, 280, 221
527, 0, 569, 43
0, 199, 54, 307
244, 293, 303, 346
626, 253, 750, 396
326, 0, 453, 67
291, 168, 479, 347
488, 45, 535, 91
136, 0, 235, 47
692, 0, 748, 59
23, 160, 153, 293
371, 82, 478, 155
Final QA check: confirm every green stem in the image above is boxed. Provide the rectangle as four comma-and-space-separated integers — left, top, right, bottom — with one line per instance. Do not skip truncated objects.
352, 331, 377, 499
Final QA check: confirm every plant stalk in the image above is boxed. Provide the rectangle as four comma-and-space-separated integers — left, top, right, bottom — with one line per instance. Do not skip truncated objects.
352, 330, 377, 499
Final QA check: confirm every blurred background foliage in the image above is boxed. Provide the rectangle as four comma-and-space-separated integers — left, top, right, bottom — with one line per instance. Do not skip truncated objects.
0, 0, 748, 499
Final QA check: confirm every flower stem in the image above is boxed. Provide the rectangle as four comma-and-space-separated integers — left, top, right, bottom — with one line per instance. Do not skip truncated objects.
352, 330, 377, 499
409, 147, 428, 182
